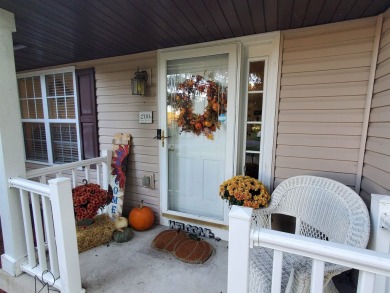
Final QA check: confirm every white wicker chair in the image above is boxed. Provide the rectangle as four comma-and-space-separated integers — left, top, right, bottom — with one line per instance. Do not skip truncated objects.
249, 176, 370, 293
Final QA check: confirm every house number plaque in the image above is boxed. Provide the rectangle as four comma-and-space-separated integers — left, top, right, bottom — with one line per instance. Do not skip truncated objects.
139, 111, 153, 124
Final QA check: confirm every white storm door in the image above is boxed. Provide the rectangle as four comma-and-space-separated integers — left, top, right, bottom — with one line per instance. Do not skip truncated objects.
159, 44, 239, 223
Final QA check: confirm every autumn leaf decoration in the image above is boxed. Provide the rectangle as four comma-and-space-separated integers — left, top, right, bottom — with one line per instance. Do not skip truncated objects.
111, 145, 129, 189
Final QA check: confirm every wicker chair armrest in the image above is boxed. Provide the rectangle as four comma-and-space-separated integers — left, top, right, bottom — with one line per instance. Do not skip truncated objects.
253, 206, 275, 216
251, 206, 274, 229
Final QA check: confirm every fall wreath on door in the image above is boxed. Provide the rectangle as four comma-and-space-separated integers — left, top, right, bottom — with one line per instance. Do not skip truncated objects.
169, 74, 227, 140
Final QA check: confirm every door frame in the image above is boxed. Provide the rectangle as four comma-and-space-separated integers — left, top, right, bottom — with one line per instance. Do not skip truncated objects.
157, 32, 281, 240
238, 33, 281, 191
158, 43, 241, 226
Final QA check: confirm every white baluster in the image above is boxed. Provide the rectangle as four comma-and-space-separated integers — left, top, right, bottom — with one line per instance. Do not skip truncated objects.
96, 163, 101, 186
19, 190, 36, 267
71, 168, 77, 188
357, 271, 375, 293
271, 250, 283, 293
42, 196, 60, 278
101, 149, 112, 191
85, 165, 90, 183
31, 192, 48, 272
310, 259, 324, 293
40, 175, 46, 184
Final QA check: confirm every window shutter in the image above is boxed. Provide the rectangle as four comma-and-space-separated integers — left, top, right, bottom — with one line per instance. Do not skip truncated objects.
76, 68, 99, 160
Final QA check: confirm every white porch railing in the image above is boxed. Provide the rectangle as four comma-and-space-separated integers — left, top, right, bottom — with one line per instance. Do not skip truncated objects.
26, 150, 112, 188
8, 177, 84, 293
228, 205, 390, 293
7, 150, 112, 293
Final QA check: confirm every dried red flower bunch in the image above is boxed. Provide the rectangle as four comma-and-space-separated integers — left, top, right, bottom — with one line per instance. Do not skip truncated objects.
72, 181, 113, 221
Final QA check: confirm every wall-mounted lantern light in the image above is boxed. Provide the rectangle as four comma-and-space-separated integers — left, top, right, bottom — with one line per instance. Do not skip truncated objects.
131, 67, 148, 95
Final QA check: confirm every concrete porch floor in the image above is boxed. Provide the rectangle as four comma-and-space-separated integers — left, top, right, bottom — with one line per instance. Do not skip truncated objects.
0, 225, 228, 293
0, 222, 357, 293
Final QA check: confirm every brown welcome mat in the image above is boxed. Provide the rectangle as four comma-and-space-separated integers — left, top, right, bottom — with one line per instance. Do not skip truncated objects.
152, 230, 213, 264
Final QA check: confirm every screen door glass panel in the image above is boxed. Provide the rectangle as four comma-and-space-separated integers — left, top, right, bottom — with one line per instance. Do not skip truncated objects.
245, 60, 265, 179
166, 54, 228, 220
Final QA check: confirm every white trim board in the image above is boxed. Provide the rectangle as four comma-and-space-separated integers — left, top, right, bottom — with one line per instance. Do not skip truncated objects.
17, 66, 76, 78
158, 43, 240, 226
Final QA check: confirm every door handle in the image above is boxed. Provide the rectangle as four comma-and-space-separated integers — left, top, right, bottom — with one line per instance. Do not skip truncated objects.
154, 129, 170, 147
161, 130, 170, 147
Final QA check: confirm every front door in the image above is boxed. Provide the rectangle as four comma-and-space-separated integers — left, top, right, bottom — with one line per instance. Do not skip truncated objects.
159, 45, 239, 223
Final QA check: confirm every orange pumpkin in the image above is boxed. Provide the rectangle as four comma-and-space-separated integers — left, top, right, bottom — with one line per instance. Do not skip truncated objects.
129, 200, 154, 231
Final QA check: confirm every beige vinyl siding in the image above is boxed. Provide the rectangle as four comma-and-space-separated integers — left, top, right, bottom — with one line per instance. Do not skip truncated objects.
90, 51, 159, 220
275, 17, 377, 189
361, 11, 390, 201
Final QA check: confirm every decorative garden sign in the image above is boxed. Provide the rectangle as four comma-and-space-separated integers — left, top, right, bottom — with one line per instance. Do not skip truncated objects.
108, 133, 130, 219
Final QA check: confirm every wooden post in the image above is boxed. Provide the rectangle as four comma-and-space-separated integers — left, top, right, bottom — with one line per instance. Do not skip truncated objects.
48, 178, 85, 293
228, 206, 253, 293
0, 8, 28, 276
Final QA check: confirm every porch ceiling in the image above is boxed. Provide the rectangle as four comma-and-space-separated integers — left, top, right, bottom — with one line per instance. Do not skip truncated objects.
1, 0, 389, 72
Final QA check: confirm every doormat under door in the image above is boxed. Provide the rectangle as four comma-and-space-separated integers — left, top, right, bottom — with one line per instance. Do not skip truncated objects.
151, 229, 213, 264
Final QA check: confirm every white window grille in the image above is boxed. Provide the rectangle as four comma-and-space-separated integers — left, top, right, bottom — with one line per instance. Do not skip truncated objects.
17, 67, 81, 165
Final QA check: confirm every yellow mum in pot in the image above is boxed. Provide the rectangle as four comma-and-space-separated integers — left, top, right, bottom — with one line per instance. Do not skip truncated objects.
219, 175, 271, 209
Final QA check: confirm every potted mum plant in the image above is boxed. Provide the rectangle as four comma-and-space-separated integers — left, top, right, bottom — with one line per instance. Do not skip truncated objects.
219, 175, 271, 208
72, 180, 113, 225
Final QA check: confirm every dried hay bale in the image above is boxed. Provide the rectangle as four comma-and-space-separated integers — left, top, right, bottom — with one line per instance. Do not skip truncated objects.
76, 213, 115, 253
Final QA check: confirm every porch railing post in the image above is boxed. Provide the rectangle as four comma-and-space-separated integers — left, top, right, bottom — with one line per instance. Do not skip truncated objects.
0, 8, 28, 276
228, 205, 253, 293
368, 194, 390, 292
48, 178, 85, 293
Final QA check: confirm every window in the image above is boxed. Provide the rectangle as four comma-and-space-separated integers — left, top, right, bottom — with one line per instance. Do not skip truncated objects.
244, 60, 266, 179
18, 68, 81, 164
